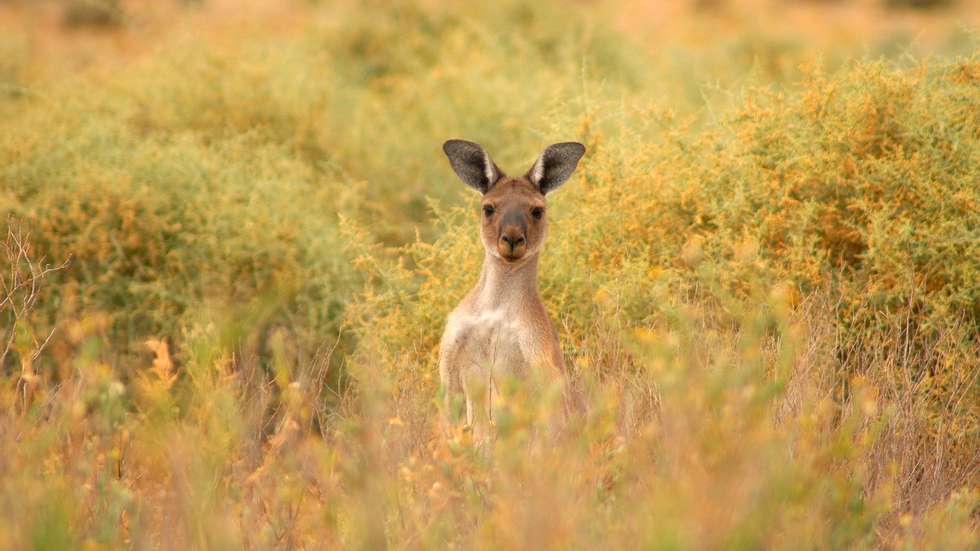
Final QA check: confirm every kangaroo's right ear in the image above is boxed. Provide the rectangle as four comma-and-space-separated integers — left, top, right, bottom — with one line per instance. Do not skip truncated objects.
442, 139, 503, 194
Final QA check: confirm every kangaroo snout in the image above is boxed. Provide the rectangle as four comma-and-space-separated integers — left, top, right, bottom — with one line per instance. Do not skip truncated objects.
499, 228, 527, 259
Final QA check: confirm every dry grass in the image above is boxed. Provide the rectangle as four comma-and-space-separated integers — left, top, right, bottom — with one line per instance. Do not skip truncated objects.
0, 0, 978, 548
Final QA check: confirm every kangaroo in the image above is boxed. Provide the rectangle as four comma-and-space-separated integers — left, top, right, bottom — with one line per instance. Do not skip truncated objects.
438, 139, 585, 437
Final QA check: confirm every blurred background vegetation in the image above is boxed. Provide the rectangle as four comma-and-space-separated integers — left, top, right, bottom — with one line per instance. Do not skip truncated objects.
0, 0, 977, 548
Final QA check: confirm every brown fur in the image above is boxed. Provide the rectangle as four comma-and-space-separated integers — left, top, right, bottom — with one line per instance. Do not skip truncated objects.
439, 140, 584, 437
439, 183, 564, 433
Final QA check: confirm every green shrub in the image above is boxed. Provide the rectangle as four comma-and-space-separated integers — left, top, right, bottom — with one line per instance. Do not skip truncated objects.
352, 55, 979, 408
62, 0, 125, 28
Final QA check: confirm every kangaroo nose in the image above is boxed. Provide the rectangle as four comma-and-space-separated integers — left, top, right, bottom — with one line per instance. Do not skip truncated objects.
498, 230, 527, 260
502, 235, 525, 249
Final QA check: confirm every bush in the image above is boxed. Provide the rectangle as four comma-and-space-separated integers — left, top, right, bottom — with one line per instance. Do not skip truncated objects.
0, 0, 977, 547
353, 58, 979, 437
62, 0, 125, 28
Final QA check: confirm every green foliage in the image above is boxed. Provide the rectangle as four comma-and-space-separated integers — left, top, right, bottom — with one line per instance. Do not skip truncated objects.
353, 58, 980, 433
884, 0, 955, 9
62, 0, 125, 28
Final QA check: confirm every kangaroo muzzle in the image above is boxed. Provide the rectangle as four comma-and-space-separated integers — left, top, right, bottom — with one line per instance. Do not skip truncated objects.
498, 212, 528, 260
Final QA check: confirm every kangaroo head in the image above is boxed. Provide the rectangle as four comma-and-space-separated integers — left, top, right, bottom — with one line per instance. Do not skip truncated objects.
442, 139, 585, 263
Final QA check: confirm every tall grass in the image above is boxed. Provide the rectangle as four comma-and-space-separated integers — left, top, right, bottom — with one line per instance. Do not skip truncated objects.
0, 0, 977, 548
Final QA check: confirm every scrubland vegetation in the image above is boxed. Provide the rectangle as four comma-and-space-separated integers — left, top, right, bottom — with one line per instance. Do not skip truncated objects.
1, 0, 978, 548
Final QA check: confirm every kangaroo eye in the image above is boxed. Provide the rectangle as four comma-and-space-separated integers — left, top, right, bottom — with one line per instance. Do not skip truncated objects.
531, 207, 544, 220
483, 205, 495, 217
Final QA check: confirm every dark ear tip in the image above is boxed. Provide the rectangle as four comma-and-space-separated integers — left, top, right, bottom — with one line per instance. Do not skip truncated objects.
564, 142, 586, 157
443, 139, 478, 152
547, 141, 586, 161
443, 139, 463, 155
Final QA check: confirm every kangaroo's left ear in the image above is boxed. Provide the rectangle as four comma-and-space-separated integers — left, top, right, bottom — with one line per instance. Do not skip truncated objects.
526, 142, 586, 194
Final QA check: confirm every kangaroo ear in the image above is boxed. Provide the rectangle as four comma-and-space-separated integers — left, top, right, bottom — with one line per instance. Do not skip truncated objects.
527, 142, 585, 194
442, 139, 503, 194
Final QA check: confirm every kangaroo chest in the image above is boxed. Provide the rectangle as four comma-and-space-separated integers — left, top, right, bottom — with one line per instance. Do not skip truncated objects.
443, 305, 540, 380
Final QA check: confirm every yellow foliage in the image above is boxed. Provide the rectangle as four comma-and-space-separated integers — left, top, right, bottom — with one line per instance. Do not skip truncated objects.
0, 0, 977, 548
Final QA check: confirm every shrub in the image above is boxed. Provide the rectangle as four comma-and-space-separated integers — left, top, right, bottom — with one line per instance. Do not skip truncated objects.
62, 0, 125, 28
0, 0, 977, 547
351, 58, 979, 439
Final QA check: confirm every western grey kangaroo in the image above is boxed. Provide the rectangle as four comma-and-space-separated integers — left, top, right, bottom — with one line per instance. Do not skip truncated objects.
438, 139, 585, 436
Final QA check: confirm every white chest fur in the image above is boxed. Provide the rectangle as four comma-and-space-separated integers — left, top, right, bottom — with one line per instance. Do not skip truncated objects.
442, 306, 534, 380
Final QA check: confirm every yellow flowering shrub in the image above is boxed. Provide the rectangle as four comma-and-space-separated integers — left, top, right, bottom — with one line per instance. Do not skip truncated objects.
0, 0, 977, 548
